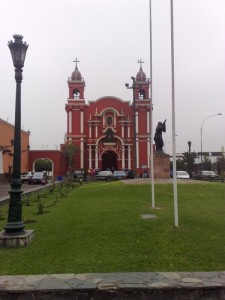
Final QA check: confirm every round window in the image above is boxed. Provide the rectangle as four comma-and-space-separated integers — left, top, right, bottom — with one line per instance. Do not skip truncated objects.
106, 115, 113, 126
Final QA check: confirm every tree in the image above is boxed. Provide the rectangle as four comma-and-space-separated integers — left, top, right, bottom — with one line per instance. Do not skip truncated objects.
35, 159, 52, 172
63, 143, 80, 171
176, 158, 185, 171
214, 155, 225, 176
202, 155, 212, 171
182, 151, 197, 177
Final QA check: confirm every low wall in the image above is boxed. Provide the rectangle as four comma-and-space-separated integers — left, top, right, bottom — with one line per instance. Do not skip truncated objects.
0, 174, 9, 184
0, 272, 225, 299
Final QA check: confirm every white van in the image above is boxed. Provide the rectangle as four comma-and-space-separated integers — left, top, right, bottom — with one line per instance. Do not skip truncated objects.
198, 171, 216, 177
176, 171, 190, 179
196, 171, 218, 180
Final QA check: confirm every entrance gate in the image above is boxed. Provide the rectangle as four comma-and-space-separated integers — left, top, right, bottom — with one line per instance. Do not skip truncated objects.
101, 151, 117, 171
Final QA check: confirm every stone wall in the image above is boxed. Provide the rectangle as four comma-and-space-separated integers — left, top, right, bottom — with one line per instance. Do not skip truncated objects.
0, 272, 225, 299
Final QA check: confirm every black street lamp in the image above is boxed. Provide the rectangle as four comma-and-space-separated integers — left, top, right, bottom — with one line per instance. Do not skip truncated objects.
188, 140, 192, 154
3, 35, 28, 235
125, 77, 137, 178
187, 140, 192, 178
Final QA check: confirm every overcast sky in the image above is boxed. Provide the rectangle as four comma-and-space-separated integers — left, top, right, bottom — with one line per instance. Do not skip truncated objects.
0, 0, 224, 155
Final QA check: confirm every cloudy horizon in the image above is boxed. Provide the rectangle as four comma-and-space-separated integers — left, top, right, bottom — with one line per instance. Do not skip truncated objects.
0, 0, 224, 156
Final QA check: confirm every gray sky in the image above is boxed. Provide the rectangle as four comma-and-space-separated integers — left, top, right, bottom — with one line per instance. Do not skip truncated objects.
0, 0, 224, 155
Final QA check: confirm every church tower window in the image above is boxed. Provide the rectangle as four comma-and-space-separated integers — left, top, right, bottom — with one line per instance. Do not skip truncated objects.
73, 89, 80, 99
139, 89, 145, 99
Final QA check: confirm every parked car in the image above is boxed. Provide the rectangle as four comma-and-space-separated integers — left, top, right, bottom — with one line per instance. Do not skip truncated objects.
73, 169, 88, 182
141, 170, 149, 178
28, 172, 48, 185
112, 170, 126, 180
194, 171, 219, 181
95, 170, 112, 180
176, 171, 190, 179
126, 170, 135, 179
21, 171, 33, 183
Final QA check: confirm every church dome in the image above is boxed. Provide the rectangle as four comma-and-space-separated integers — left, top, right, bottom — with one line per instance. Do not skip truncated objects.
136, 66, 146, 81
71, 66, 82, 80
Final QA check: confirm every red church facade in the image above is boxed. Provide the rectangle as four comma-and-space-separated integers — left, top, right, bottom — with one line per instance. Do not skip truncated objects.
65, 60, 152, 175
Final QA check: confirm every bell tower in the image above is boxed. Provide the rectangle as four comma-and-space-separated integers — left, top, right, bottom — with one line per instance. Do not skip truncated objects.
67, 58, 85, 100
133, 59, 150, 100
65, 59, 86, 171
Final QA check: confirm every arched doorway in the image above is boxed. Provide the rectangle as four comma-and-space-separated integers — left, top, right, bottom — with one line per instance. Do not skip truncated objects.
33, 158, 54, 179
101, 151, 117, 171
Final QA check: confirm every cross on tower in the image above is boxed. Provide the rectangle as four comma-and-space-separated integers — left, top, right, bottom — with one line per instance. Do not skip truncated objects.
73, 58, 80, 69
138, 59, 144, 68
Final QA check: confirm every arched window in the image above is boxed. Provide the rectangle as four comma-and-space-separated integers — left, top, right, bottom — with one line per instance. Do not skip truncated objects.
73, 89, 80, 99
139, 89, 145, 99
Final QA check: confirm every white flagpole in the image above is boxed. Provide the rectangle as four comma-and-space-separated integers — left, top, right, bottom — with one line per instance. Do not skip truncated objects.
170, 0, 179, 227
149, 0, 155, 208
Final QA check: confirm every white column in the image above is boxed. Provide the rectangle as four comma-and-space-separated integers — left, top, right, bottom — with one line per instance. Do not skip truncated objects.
80, 111, 84, 133
128, 126, 130, 138
136, 139, 139, 168
95, 146, 98, 169
0, 151, 3, 174
88, 146, 92, 169
122, 146, 125, 169
122, 125, 124, 138
89, 125, 92, 138
147, 111, 150, 133
147, 138, 150, 168
95, 125, 98, 138
136, 111, 139, 169
136, 111, 139, 133
128, 146, 131, 169
69, 111, 72, 133
80, 139, 84, 169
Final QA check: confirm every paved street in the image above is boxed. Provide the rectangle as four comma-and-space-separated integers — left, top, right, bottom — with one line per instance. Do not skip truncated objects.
0, 182, 52, 204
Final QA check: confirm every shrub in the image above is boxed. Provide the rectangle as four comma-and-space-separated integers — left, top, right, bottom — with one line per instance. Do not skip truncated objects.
37, 201, 45, 214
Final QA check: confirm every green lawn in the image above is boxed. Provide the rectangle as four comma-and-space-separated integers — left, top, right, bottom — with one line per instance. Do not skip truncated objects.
0, 180, 225, 275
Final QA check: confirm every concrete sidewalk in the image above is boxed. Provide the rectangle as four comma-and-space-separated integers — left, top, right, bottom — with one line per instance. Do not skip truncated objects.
0, 178, 205, 204
0, 182, 52, 204
123, 178, 201, 184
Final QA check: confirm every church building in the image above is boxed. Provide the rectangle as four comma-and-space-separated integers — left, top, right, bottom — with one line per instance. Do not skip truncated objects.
65, 60, 152, 175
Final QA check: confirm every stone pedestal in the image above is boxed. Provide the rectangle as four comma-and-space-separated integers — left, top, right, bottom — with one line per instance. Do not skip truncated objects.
0, 230, 34, 247
154, 152, 170, 179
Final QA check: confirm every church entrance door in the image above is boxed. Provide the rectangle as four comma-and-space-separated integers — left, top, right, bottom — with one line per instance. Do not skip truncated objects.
101, 151, 117, 171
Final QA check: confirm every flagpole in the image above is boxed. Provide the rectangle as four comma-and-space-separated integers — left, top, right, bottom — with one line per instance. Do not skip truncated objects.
149, 0, 155, 208
170, 0, 178, 227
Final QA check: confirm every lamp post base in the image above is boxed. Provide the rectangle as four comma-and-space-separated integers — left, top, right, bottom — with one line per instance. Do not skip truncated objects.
3, 221, 25, 235
4, 181, 25, 235
0, 230, 34, 247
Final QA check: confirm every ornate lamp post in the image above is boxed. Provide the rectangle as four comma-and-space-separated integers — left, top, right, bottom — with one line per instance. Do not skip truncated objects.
125, 77, 137, 178
187, 140, 193, 178
3, 35, 28, 235
188, 140, 192, 155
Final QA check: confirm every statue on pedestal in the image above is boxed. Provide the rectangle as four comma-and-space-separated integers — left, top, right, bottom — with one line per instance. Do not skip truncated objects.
154, 120, 166, 152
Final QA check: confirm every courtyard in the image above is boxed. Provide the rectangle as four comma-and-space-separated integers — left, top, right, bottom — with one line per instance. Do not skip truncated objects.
0, 179, 225, 275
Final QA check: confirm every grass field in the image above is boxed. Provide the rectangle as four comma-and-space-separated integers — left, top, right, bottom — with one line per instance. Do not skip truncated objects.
0, 180, 225, 275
